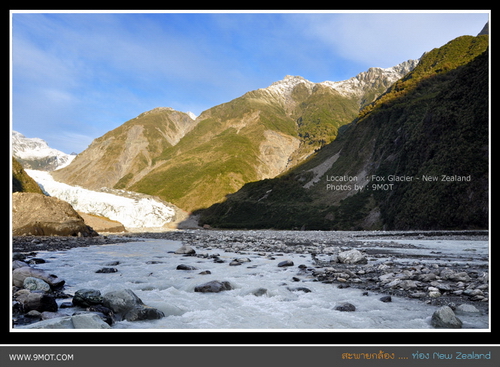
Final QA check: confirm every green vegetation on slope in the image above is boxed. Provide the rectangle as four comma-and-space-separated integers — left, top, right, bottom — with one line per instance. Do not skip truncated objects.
12, 157, 44, 194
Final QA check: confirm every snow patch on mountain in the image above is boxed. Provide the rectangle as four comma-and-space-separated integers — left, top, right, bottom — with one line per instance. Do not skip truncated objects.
26, 169, 177, 229
12, 131, 76, 171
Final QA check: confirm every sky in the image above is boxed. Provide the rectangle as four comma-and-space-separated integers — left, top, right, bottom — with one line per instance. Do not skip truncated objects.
11, 10, 489, 154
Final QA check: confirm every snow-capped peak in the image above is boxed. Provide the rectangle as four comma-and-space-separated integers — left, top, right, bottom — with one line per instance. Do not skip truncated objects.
320, 59, 419, 97
266, 75, 315, 96
12, 131, 76, 171
186, 111, 197, 120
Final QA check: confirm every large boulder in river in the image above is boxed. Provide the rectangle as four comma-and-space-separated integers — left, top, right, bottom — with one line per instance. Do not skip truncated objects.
12, 266, 65, 289
102, 289, 164, 322
12, 192, 98, 237
431, 306, 463, 328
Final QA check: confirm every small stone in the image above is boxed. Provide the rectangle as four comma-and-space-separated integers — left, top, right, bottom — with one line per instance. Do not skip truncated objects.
380, 295, 392, 302
175, 245, 196, 255
194, 280, 232, 293
176, 264, 197, 270
95, 267, 118, 273
278, 260, 294, 267
335, 302, 356, 312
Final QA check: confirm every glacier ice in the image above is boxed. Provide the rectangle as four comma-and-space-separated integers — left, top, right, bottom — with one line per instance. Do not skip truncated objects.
25, 170, 176, 229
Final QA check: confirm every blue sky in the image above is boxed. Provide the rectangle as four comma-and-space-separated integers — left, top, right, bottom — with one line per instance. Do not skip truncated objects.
11, 10, 489, 154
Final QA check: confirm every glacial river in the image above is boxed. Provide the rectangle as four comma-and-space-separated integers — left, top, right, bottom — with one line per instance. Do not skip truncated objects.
29, 237, 489, 330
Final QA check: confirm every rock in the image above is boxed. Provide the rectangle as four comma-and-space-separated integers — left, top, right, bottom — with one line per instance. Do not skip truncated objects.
12, 260, 28, 270
431, 306, 463, 328
335, 302, 356, 312
72, 289, 103, 308
19, 316, 74, 329
19, 313, 111, 329
15, 292, 58, 313
251, 288, 268, 297
175, 245, 196, 255
380, 295, 392, 302
455, 304, 481, 315
337, 249, 367, 264
176, 264, 197, 270
77, 211, 126, 233
12, 266, 65, 289
194, 280, 233, 293
12, 192, 98, 237
277, 260, 294, 267
102, 289, 164, 322
70, 313, 112, 329
23, 277, 51, 292
229, 260, 242, 266
95, 267, 118, 273
288, 287, 312, 293
428, 287, 442, 298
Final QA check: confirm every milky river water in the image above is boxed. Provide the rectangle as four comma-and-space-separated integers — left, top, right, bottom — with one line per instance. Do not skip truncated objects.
31, 237, 489, 331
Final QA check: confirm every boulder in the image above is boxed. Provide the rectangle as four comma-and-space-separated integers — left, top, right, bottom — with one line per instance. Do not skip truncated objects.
174, 245, 196, 255
12, 266, 65, 289
102, 289, 164, 322
19, 313, 111, 329
12, 192, 98, 237
72, 289, 103, 308
431, 306, 463, 328
194, 280, 233, 293
335, 302, 356, 312
176, 264, 197, 270
70, 313, 112, 329
337, 249, 367, 264
23, 277, 51, 292
455, 304, 481, 315
15, 292, 58, 313
277, 260, 294, 267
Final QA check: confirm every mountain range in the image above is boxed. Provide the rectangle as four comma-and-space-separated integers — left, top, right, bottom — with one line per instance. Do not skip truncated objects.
15, 25, 489, 231
198, 33, 489, 230
51, 60, 418, 212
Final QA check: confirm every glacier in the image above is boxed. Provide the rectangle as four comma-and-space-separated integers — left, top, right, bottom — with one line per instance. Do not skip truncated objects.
25, 170, 176, 229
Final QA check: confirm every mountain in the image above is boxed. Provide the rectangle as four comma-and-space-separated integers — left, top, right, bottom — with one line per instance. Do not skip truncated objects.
197, 34, 489, 230
12, 131, 76, 171
53, 61, 417, 212
52, 107, 198, 190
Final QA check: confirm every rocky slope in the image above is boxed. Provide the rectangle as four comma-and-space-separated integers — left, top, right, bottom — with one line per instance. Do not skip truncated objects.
52, 60, 417, 213
52, 107, 197, 191
197, 34, 489, 230
12, 192, 97, 237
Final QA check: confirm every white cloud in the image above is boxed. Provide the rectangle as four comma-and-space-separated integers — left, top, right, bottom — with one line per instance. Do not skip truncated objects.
301, 12, 489, 68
